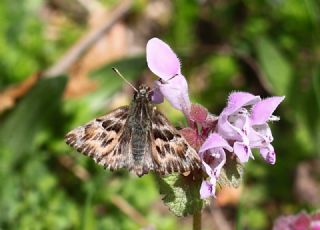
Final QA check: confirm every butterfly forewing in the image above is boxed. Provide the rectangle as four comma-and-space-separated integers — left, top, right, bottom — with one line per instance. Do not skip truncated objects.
65, 106, 130, 171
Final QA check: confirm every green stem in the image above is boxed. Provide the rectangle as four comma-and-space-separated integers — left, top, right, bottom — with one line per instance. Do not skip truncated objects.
193, 211, 202, 230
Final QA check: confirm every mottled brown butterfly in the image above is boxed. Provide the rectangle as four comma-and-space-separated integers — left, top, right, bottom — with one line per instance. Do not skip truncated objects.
65, 70, 200, 176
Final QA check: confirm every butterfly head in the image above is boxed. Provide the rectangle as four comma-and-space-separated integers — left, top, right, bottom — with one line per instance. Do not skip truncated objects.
134, 85, 152, 101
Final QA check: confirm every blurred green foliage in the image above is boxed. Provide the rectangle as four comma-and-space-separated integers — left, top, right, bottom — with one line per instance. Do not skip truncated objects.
0, 0, 83, 89
0, 0, 319, 229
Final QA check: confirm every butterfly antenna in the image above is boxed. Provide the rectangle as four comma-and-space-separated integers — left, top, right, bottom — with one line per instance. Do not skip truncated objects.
112, 67, 138, 92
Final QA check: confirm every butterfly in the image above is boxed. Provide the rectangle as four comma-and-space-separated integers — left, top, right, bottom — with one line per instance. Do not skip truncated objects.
65, 84, 201, 177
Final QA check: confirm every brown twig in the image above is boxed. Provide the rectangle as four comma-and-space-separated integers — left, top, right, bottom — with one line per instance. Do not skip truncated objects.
0, 72, 41, 113
110, 194, 150, 227
58, 155, 91, 181
76, 0, 103, 14
44, 0, 133, 78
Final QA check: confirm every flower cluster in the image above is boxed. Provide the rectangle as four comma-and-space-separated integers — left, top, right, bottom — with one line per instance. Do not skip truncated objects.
146, 38, 285, 199
273, 211, 320, 230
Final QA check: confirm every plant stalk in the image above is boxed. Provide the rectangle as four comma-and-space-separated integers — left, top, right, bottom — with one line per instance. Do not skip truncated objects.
193, 211, 202, 230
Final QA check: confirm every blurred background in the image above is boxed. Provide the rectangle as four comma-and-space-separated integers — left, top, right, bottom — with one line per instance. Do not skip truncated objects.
0, 0, 319, 229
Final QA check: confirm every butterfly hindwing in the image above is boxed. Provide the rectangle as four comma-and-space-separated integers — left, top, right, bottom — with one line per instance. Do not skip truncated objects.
150, 109, 201, 175
65, 106, 131, 171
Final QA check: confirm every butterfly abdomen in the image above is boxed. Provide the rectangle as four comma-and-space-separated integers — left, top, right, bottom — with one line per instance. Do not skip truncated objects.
127, 94, 152, 164
131, 128, 146, 162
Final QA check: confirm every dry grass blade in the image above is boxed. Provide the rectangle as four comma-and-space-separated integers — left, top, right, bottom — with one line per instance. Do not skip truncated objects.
58, 155, 91, 181
110, 194, 151, 228
0, 72, 41, 113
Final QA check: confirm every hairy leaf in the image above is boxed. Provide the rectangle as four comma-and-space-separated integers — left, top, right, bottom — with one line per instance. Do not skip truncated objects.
156, 172, 204, 217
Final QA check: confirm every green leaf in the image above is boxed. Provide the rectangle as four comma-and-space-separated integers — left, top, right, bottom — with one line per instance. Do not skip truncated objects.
217, 154, 243, 188
155, 172, 204, 217
0, 76, 67, 155
304, 0, 320, 36
81, 187, 96, 230
256, 37, 292, 95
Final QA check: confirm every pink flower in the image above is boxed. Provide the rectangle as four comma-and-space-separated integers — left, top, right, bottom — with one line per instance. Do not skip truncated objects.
248, 96, 285, 164
217, 92, 260, 163
199, 133, 232, 199
146, 38, 191, 115
218, 92, 285, 164
146, 37, 285, 199
273, 211, 320, 230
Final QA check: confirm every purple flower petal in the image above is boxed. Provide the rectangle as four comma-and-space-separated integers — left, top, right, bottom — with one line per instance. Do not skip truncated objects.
295, 213, 311, 230
200, 180, 216, 199
259, 145, 276, 164
218, 96, 254, 143
248, 124, 273, 148
151, 86, 164, 104
273, 212, 320, 230
250, 96, 285, 125
201, 159, 214, 178
272, 212, 319, 230
199, 133, 233, 153
199, 134, 231, 198
224, 92, 260, 115
311, 221, 320, 230
155, 74, 191, 114
233, 141, 252, 163
146, 38, 181, 80
146, 38, 191, 114
217, 113, 246, 141
208, 148, 226, 177
200, 148, 226, 178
